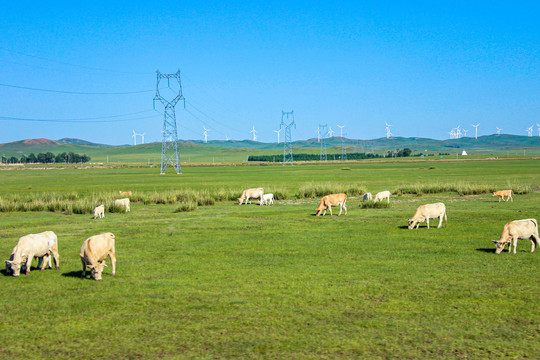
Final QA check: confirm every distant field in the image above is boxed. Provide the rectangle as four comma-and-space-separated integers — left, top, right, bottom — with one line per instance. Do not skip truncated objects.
0, 159, 538, 359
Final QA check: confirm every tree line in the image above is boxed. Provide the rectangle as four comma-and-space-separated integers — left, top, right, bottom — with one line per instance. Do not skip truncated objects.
248, 152, 384, 162
1, 152, 91, 164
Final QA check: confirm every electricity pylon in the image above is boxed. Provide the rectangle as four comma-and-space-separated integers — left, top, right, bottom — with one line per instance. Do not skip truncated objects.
319, 124, 328, 161
280, 111, 295, 165
154, 69, 184, 174
337, 125, 346, 160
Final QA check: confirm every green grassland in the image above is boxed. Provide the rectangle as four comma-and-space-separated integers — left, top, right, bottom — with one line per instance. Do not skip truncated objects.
0, 159, 539, 359
1, 134, 539, 163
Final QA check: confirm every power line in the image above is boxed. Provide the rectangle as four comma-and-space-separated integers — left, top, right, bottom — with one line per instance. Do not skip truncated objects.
185, 100, 243, 134
0, 110, 153, 122
0, 46, 152, 75
0, 82, 154, 95
0, 114, 156, 123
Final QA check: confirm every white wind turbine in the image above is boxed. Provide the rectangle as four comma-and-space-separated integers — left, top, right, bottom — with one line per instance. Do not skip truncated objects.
337, 125, 345, 138
132, 130, 137, 145
526, 126, 533, 137
317, 126, 320, 142
273, 128, 282, 144
328, 126, 335, 137
537, 123, 540, 137
471, 123, 480, 139
385, 122, 392, 139
225, 135, 230, 141
496, 127, 502, 135
250, 125, 257, 141
462, 129, 468, 137
203, 126, 211, 143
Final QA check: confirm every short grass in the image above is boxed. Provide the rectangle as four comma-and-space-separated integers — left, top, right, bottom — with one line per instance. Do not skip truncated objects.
0, 159, 538, 359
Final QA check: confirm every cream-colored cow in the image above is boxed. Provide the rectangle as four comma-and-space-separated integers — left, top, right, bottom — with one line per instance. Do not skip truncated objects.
114, 198, 130, 212
373, 190, 391, 203
262, 193, 274, 206
93, 204, 105, 219
492, 190, 513, 202
119, 191, 132, 197
493, 219, 539, 254
4, 231, 60, 276
238, 188, 264, 205
80, 232, 117, 280
315, 193, 347, 216
408, 203, 447, 229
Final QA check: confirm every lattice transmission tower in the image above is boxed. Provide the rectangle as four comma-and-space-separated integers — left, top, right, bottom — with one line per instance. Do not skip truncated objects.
153, 70, 184, 174
319, 124, 328, 161
280, 111, 295, 165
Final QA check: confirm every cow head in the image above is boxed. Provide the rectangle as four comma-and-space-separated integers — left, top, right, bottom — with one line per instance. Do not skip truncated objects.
5, 260, 21, 276
407, 219, 416, 229
88, 262, 107, 280
237, 198, 243, 205
492, 239, 509, 254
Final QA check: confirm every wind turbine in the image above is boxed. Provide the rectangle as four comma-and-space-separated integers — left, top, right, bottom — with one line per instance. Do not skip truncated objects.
537, 123, 540, 137
328, 127, 335, 137
317, 126, 320, 142
273, 128, 282, 144
337, 125, 345, 138
471, 123, 480, 139
225, 135, 230, 141
462, 129, 468, 137
385, 122, 392, 139
250, 125, 257, 141
526, 126, 533, 137
496, 127, 502, 135
132, 130, 137, 145
203, 126, 211, 143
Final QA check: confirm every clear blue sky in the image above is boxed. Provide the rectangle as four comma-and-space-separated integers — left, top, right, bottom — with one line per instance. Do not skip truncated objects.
1, 1, 539, 145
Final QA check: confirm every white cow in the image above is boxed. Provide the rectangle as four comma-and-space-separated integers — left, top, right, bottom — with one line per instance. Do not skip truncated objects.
373, 190, 391, 203
362, 192, 373, 202
408, 203, 447, 229
93, 204, 105, 219
262, 193, 274, 206
4, 231, 60, 276
114, 198, 130, 212
493, 219, 539, 254
80, 232, 117, 281
238, 188, 264, 205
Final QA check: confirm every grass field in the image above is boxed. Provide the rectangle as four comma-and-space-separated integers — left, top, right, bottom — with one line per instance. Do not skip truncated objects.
0, 159, 539, 359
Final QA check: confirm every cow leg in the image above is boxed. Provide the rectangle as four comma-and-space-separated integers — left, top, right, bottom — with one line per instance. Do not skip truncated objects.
426, 218, 430, 229
510, 195, 513, 202
343, 203, 347, 215
512, 236, 518, 254
51, 249, 60, 270
437, 216, 443, 229
530, 233, 539, 252
329, 206, 333, 216
39, 254, 49, 271
109, 251, 116, 276
416, 223, 420, 229
25, 253, 34, 275
338, 204, 342, 216
81, 258, 87, 277
322, 209, 327, 216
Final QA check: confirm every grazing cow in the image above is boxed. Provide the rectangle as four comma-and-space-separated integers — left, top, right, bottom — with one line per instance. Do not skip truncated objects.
362, 192, 373, 202
4, 231, 60, 276
493, 219, 539, 254
114, 198, 130, 212
93, 204, 105, 219
238, 188, 264, 205
80, 232, 116, 280
492, 190, 513, 202
408, 203, 447, 229
373, 191, 391, 203
262, 193, 274, 206
119, 191, 132, 197
315, 193, 347, 216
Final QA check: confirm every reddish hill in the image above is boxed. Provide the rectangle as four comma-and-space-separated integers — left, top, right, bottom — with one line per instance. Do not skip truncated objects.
22, 138, 60, 145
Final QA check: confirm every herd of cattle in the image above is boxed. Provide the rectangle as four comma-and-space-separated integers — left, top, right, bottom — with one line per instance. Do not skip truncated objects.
3, 188, 538, 280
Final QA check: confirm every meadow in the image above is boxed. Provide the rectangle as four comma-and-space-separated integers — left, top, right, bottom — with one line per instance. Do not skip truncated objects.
0, 159, 538, 359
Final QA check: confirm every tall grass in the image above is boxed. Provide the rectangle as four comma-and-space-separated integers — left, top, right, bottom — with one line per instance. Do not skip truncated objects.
394, 182, 531, 196
359, 200, 391, 209
296, 182, 367, 199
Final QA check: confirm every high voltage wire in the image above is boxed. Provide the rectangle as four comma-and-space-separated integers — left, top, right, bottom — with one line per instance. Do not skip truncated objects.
0, 46, 152, 75
0, 83, 154, 95
0, 114, 156, 123
0, 110, 153, 122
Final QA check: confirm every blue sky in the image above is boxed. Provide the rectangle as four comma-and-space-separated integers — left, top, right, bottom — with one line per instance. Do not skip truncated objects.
0, 1, 539, 144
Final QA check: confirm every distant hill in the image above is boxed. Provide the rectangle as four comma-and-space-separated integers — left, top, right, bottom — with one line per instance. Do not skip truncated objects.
0, 135, 538, 162
57, 138, 110, 147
